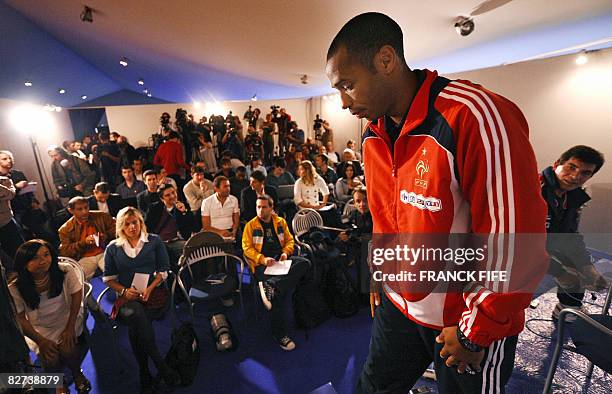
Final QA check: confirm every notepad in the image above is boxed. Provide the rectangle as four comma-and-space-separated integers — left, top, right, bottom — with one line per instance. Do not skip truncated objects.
131, 273, 150, 293
264, 260, 292, 276
19, 182, 37, 194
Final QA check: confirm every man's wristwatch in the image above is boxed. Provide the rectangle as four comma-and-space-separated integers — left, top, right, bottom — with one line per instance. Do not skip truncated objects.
456, 327, 483, 352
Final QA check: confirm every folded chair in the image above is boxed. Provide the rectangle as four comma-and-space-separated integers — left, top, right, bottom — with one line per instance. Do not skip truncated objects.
543, 282, 612, 393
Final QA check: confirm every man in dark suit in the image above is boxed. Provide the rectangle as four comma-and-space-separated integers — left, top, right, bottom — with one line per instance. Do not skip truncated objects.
240, 170, 278, 223
88, 182, 124, 218
145, 183, 194, 270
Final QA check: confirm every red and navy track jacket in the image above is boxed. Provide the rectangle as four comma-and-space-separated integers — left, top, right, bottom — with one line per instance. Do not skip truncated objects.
363, 69, 548, 347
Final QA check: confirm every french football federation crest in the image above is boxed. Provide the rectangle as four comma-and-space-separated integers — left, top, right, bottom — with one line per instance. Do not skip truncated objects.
414, 148, 429, 189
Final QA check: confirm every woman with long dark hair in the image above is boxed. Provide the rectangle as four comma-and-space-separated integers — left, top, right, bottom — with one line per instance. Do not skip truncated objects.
335, 163, 363, 204
9, 239, 90, 394
103, 206, 179, 393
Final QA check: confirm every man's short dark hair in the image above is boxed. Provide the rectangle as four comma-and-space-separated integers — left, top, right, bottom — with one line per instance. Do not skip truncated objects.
167, 131, 180, 140
143, 169, 158, 178
236, 166, 247, 174
191, 166, 205, 175
316, 154, 329, 165
250, 170, 266, 183
214, 176, 229, 188
559, 145, 605, 174
68, 196, 89, 210
94, 182, 110, 193
256, 194, 274, 208
221, 150, 233, 158
221, 158, 232, 166
327, 12, 406, 73
121, 165, 133, 171
157, 183, 175, 195
273, 158, 286, 169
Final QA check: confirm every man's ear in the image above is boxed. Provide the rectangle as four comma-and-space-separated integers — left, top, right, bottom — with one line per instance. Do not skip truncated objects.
374, 45, 397, 75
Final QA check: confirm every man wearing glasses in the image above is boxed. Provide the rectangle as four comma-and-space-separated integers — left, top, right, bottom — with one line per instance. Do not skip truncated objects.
541, 145, 608, 321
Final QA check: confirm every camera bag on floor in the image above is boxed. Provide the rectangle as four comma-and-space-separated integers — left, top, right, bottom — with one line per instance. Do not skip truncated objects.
165, 295, 200, 386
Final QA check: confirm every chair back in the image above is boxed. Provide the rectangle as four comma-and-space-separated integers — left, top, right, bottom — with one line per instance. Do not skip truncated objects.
342, 199, 356, 224
57, 256, 89, 319
181, 231, 233, 267
292, 208, 324, 239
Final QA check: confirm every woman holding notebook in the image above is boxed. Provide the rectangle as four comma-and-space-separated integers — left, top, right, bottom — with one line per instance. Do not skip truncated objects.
102, 206, 180, 392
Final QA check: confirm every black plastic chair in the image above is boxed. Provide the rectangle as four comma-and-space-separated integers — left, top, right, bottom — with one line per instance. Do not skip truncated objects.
543, 282, 612, 393
172, 231, 246, 322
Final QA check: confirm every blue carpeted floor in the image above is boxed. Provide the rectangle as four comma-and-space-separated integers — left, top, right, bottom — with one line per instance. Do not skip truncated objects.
70, 255, 612, 394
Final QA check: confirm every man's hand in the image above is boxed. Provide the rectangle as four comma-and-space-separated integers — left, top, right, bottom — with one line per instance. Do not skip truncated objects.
221, 229, 232, 237
74, 184, 84, 192
15, 180, 28, 189
279, 253, 288, 261
175, 201, 186, 213
85, 234, 96, 246
141, 285, 154, 302
339, 232, 349, 242
264, 257, 276, 267
370, 292, 380, 318
436, 326, 484, 374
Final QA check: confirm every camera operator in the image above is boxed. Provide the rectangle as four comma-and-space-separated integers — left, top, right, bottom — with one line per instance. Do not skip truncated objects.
262, 113, 277, 166
175, 108, 196, 164
249, 108, 264, 131
337, 186, 372, 297
243, 105, 255, 124
313, 114, 325, 145
159, 112, 173, 133
196, 116, 213, 143
286, 121, 305, 147
221, 121, 244, 161
320, 120, 334, 148
271, 107, 291, 155
244, 125, 264, 161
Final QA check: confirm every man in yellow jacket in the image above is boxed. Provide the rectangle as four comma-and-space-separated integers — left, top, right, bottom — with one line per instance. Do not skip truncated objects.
242, 194, 310, 351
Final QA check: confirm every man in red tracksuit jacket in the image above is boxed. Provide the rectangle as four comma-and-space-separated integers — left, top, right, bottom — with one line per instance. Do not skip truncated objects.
326, 13, 548, 393
153, 131, 190, 184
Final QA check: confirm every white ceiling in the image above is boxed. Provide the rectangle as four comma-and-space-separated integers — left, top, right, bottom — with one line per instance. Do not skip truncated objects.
6, 0, 612, 101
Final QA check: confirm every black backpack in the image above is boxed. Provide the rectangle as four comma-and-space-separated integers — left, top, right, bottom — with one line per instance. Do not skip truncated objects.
293, 279, 330, 330
324, 264, 359, 318
165, 322, 200, 386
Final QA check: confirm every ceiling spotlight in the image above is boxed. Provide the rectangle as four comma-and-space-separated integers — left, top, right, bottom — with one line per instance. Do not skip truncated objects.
300, 74, 308, 84
251, 94, 257, 101
80, 6, 93, 23
142, 88, 149, 94
147, 93, 152, 97
24, 80, 33, 87
119, 57, 129, 67
138, 78, 145, 85
575, 51, 588, 66
81, 95, 88, 100
55, 106, 62, 112
454, 16, 475, 36
58, 88, 66, 94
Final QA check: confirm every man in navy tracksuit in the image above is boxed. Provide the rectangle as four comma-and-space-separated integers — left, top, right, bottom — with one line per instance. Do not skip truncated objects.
541, 145, 608, 320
